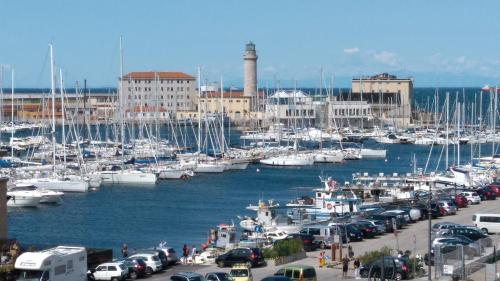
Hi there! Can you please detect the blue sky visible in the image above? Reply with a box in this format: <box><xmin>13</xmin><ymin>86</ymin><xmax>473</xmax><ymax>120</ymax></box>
<box><xmin>1</xmin><ymin>0</ymin><xmax>499</xmax><ymax>88</ymax></box>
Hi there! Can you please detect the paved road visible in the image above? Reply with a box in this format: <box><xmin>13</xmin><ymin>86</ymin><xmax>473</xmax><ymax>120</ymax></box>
<box><xmin>147</xmin><ymin>199</ymin><xmax>500</xmax><ymax>281</ymax></box>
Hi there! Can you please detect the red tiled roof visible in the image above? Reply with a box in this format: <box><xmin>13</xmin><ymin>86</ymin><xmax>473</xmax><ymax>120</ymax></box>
<box><xmin>122</xmin><ymin>71</ymin><xmax>195</xmax><ymax>80</ymax></box>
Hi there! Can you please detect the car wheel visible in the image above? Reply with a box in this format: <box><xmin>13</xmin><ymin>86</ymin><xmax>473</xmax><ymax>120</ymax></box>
<box><xmin>395</xmin><ymin>272</ymin><xmax>402</xmax><ymax>281</ymax></box>
<box><xmin>245</xmin><ymin>261</ymin><xmax>252</xmax><ymax>268</ymax></box>
<box><xmin>111</xmin><ymin>278</ymin><xmax>119</xmax><ymax>281</ymax></box>
<box><xmin>217</xmin><ymin>261</ymin><xmax>225</xmax><ymax>267</ymax></box>
<box><xmin>146</xmin><ymin>267</ymin><xmax>153</xmax><ymax>275</ymax></box>
<box><xmin>468</xmin><ymin>200</ymin><xmax>472</xmax><ymax>205</ymax></box>
<box><xmin>482</xmin><ymin>228</ymin><xmax>489</xmax><ymax>234</ymax></box>
<box><xmin>129</xmin><ymin>271</ymin><xmax>137</xmax><ymax>280</ymax></box>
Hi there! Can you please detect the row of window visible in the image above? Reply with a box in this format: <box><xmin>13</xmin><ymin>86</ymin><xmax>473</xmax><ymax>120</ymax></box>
<box><xmin>128</xmin><ymin>79</ymin><xmax>190</xmax><ymax>84</ymax></box>
<box><xmin>285</xmin><ymin>109</ymin><xmax>314</xmax><ymax>117</ymax></box>
<box><xmin>128</xmin><ymin>87</ymin><xmax>190</xmax><ymax>92</ymax></box>
<box><xmin>128</xmin><ymin>94</ymin><xmax>190</xmax><ymax>100</ymax></box>
<box><xmin>333</xmin><ymin>108</ymin><xmax>371</xmax><ymax>116</ymax></box>
<box><xmin>204</xmin><ymin>99</ymin><xmax>246</xmax><ymax>103</ymax></box>
<box><xmin>127</xmin><ymin>102</ymin><xmax>189</xmax><ymax>107</ymax></box>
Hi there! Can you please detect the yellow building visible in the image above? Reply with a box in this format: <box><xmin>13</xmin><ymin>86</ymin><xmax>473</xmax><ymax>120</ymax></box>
<box><xmin>346</xmin><ymin>73</ymin><xmax>413</xmax><ymax>127</ymax></box>
<box><xmin>176</xmin><ymin>91</ymin><xmax>262</xmax><ymax>123</ymax></box>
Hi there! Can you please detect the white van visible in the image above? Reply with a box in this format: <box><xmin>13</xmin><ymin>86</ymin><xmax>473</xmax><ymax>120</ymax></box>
<box><xmin>15</xmin><ymin>246</ymin><xmax>87</xmax><ymax>281</ymax></box>
<box><xmin>472</xmin><ymin>213</ymin><xmax>500</xmax><ymax>234</ymax></box>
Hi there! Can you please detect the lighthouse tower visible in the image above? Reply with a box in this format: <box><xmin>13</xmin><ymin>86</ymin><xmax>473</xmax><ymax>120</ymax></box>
<box><xmin>243</xmin><ymin>41</ymin><xmax>258</xmax><ymax>97</ymax></box>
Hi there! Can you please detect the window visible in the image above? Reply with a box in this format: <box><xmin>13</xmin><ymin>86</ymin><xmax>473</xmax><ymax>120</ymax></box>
<box><xmin>67</xmin><ymin>260</ymin><xmax>73</xmax><ymax>270</ymax></box>
<box><xmin>54</xmin><ymin>265</ymin><xmax>66</xmax><ymax>275</ymax></box>
<box><xmin>480</xmin><ymin>216</ymin><xmax>500</xmax><ymax>223</ymax></box>
<box><xmin>108</xmin><ymin>266</ymin><xmax>117</xmax><ymax>271</ymax></box>
<box><xmin>293</xmin><ymin>270</ymin><xmax>300</xmax><ymax>279</ymax></box>
<box><xmin>171</xmin><ymin>276</ymin><xmax>188</xmax><ymax>281</ymax></box>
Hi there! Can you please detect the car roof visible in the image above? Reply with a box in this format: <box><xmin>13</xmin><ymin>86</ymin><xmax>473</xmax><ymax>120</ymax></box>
<box><xmin>99</xmin><ymin>262</ymin><xmax>123</xmax><ymax>266</ymax></box>
<box><xmin>174</xmin><ymin>272</ymin><xmax>204</xmax><ymax>278</ymax></box>
<box><xmin>279</xmin><ymin>264</ymin><xmax>315</xmax><ymax>270</ymax></box>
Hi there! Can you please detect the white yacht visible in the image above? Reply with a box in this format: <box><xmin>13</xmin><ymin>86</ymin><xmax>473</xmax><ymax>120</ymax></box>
<box><xmin>7</xmin><ymin>189</ymin><xmax>42</xmax><ymax>207</ymax></box>
<box><xmin>97</xmin><ymin>169</ymin><xmax>157</xmax><ymax>184</ymax></box>
<box><xmin>11</xmin><ymin>184</ymin><xmax>64</xmax><ymax>204</ymax></box>
<box><xmin>260</xmin><ymin>154</ymin><xmax>314</xmax><ymax>166</ymax></box>
<box><xmin>313</xmin><ymin>149</ymin><xmax>344</xmax><ymax>163</ymax></box>
<box><xmin>15</xmin><ymin>175</ymin><xmax>89</xmax><ymax>193</ymax></box>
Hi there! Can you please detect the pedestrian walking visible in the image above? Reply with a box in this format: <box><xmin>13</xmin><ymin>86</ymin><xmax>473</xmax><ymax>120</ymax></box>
<box><xmin>353</xmin><ymin>258</ymin><xmax>361</xmax><ymax>279</ymax></box>
<box><xmin>121</xmin><ymin>244</ymin><xmax>128</xmax><ymax>258</ymax></box>
<box><xmin>182</xmin><ymin>244</ymin><xmax>189</xmax><ymax>264</ymax></box>
<box><xmin>318</xmin><ymin>251</ymin><xmax>324</xmax><ymax>268</ymax></box>
<box><xmin>342</xmin><ymin>255</ymin><xmax>349</xmax><ymax>278</ymax></box>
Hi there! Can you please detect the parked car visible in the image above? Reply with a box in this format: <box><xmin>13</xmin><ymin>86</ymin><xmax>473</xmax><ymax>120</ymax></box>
<box><xmin>460</xmin><ymin>191</ymin><xmax>481</xmax><ymax>205</ymax></box>
<box><xmin>345</xmin><ymin>224</ymin><xmax>364</xmax><ymax>242</ymax></box>
<box><xmin>358</xmin><ymin>219</ymin><xmax>387</xmax><ymax>234</ymax></box>
<box><xmin>261</xmin><ymin>277</ymin><xmax>292</xmax><ymax>281</ymax></box>
<box><xmin>438</xmin><ymin>201</ymin><xmax>457</xmax><ymax>215</ymax></box>
<box><xmin>359</xmin><ymin>256</ymin><xmax>410</xmax><ymax>280</ymax></box>
<box><xmin>441</xmin><ymin>227</ymin><xmax>492</xmax><ymax>247</ymax></box>
<box><xmin>230</xmin><ymin>264</ymin><xmax>253</xmax><ymax>281</ymax></box>
<box><xmin>368</xmin><ymin>214</ymin><xmax>399</xmax><ymax>231</ymax></box>
<box><xmin>91</xmin><ymin>262</ymin><xmax>129</xmax><ymax>281</ymax></box>
<box><xmin>473</xmin><ymin>213</ymin><xmax>500</xmax><ymax>234</ymax></box>
<box><xmin>476</xmin><ymin>187</ymin><xmax>497</xmax><ymax>200</ymax></box>
<box><xmin>123</xmin><ymin>258</ymin><xmax>148</xmax><ymax>279</ymax></box>
<box><xmin>215</xmin><ymin>248</ymin><xmax>266</xmax><ymax>268</ymax></box>
<box><xmin>206</xmin><ymin>272</ymin><xmax>234</xmax><ymax>281</ymax></box>
<box><xmin>128</xmin><ymin>253</ymin><xmax>163</xmax><ymax>274</ymax></box>
<box><xmin>157</xmin><ymin>247</ymin><xmax>179</xmax><ymax>265</ymax></box>
<box><xmin>487</xmin><ymin>182</ymin><xmax>500</xmax><ymax>195</ymax></box>
<box><xmin>140</xmin><ymin>249</ymin><xmax>168</xmax><ymax>269</ymax></box>
<box><xmin>454</xmin><ymin>194</ymin><xmax>468</xmax><ymax>208</ymax></box>
<box><xmin>171</xmin><ymin>272</ymin><xmax>205</xmax><ymax>281</ymax></box>
<box><xmin>274</xmin><ymin>265</ymin><xmax>317</xmax><ymax>281</ymax></box>
<box><xmin>285</xmin><ymin>233</ymin><xmax>319</xmax><ymax>251</ymax></box>
<box><xmin>382</xmin><ymin>210</ymin><xmax>409</xmax><ymax>226</ymax></box>
<box><xmin>352</xmin><ymin>221</ymin><xmax>378</xmax><ymax>238</ymax></box>
<box><xmin>432</xmin><ymin>222</ymin><xmax>459</xmax><ymax>233</ymax></box>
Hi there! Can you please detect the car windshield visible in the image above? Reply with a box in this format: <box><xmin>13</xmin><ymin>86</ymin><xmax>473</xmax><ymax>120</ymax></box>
<box><xmin>216</xmin><ymin>273</ymin><xmax>233</xmax><ymax>281</ymax></box>
<box><xmin>152</xmin><ymin>256</ymin><xmax>160</xmax><ymax>261</ymax></box>
<box><xmin>17</xmin><ymin>270</ymin><xmax>45</xmax><ymax>281</ymax></box>
<box><xmin>230</xmin><ymin>269</ymin><xmax>249</xmax><ymax>277</ymax></box>
<box><xmin>472</xmin><ymin>192</ymin><xmax>479</xmax><ymax>196</ymax></box>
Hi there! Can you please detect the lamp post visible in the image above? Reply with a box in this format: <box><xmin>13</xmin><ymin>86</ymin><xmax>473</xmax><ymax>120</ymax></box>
<box><xmin>427</xmin><ymin>181</ymin><xmax>432</xmax><ymax>281</ymax></box>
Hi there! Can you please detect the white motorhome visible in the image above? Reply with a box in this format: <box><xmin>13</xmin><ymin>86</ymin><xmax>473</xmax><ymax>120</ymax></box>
<box><xmin>15</xmin><ymin>246</ymin><xmax>87</xmax><ymax>281</ymax></box>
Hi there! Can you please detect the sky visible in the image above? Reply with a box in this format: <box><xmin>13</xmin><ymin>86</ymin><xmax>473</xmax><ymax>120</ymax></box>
<box><xmin>1</xmin><ymin>0</ymin><xmax>500</xmax><ymax>88</ymax></box>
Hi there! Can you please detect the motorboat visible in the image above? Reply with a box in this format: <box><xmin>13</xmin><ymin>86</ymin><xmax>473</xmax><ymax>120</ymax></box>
<box><xmin>360</xmin><ymin>148</ymin><xmax>387</xmax><ymax>158</ymax></box>
<box><xmin>15</xmin><ymin>175</ymin><xmax>89</xmax><ymax>193</ymax></box>
<box><xmin>7</xmin><ymin>189</ymin><xmax>41</xmax><ymax>207</ymax></box>
<box><xmin>193</xmin><ymin>161</ymin><xmax>225</xmax><ymax>173</ymax></box>
<box><xmin>313</xmin><ymin>149</ymin><xmax>344</xmax><ymax>163</ymax></box>
<box><xmin>11</xmin><ymin>184</ymin><xmax>64</xmax><ymax>204</ymax></box>
<box><xmin>156</xmin><ymin>166</ymin><xmax>195</xmax><ymax>179</ymax></box>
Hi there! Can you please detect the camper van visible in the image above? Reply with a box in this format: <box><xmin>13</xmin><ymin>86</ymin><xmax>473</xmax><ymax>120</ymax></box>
<box><xmin>15</xmin><ymin>246</ymin><xmax>87</xmax><ymax>281</ymax></box>
<box><xmin>473</xmin><ymin>213</ymin><xmax>500</xmax><ymax>234</ymax></box>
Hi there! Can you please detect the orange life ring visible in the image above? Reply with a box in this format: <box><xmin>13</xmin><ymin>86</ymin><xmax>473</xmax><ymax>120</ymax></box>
<box><xmin>326</xmin><ymin>203</ymin><xmax>333</xmax><ymax>210</ymax></box>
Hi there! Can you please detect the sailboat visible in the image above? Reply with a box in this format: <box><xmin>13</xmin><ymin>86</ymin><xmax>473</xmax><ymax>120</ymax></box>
<box><xmin>13</xmin><ymin>45</ymin><xmax>90</xmax><ymax>192</ymax></box>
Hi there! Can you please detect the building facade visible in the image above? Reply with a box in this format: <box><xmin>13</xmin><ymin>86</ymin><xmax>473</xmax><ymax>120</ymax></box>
<box><xmin>345</xmin><ymin>73</ymin><xmax>413</xmax><ymax>127</ymax></box>
<box><xmin>121</xmin><ymin>71</ymin><xmax>196</xmax><ymax>120</ymax></box>
<box><xmin>265</xmin><ymin>90</ymin><xmax>316</xmax><ymax>127</ymax></box>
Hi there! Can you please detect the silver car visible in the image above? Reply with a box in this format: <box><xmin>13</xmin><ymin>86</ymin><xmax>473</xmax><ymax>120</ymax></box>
<box><xmin>438</xmin><ymin>201</ymin><xmax>457</xmax><ymax>215</ymax></box>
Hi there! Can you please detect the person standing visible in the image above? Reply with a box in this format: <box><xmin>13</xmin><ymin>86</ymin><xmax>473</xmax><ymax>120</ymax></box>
<box><xmin>191</xmin><ymin>245</ymin><xmax>197</xmax><ymax>265</ymax></box>
<box><xmin>121</xmin><ymin>244</ymin><xmax>128</xmax><ymax>258</ymax></box>
<box><xmin>182</xmin><ymin>244</ymin><xmax>189</xmax><ymax>264</ymax></box>
<box><xmin>318</xmin><ymin>251</ymin><xmax>324</xmax><ymax>268</ymax></box>
<box><xmin>353</xmin><ymin>258</ymin><xmax>361</xmax><ymax>279</ymax></box>
<box><xmin>342</xmin><ymin>255</ymin><xmax>349</xmax><ymax>278</ymax></box>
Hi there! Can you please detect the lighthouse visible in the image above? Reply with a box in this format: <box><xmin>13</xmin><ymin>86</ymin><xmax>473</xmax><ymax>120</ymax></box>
<box><xmin>243</xmin><ymin>41</ymin><xmax>258</xmax><ymax>98</ymax></box>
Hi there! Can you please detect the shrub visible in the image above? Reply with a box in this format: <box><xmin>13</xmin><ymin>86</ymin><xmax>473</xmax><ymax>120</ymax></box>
<box><xmin>263</xmin><ymin>239</ymin><xmax>304</xmax><ymax>259</ymax></box>
<box><xmin>359</xmin><ymin>246</ymin><xmax>392</xmax><ymax>265</ymax></box>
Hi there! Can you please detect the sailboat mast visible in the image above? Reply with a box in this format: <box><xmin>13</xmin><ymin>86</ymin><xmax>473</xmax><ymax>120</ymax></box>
<box><xmin>49</xmin><ymin>44</ymin><xmax>57</xmax><ymax>173</ymax></box>
<box><xmin>197</xmin><ymin>66</ymin><xmax>201</xmax><ymax>153</ymax></box>
<box><xmin>445</xmin><ymin>92</ymin><xmax>449</xmax><ymax>170</ymax></box>
<box><xmin>10</xmin><ymin>69</ymin><xmax>14</xmax><ymax>159</ymax></box>
<box><xmin>119</xmin><ymin>36</ymin><xmax>125</xmax><ymax>168</ymax></box>
<box><xmin>220</xmin><ymin>76</ymin><xmax>225</xmax><ymax>156</ymax></box>
<box><xmin>59</xmin><ymin>69</ymin><xmax>67</xmax><ymax>165</ymax></box>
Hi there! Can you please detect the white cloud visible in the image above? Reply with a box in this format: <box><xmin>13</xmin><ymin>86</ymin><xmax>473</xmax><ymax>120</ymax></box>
<box><xmin>373</xmin><ymin>51</ymin><xmax>399</xmax><ymax>66</ymax></box>
<box><xmin>263</xmin><ymin>65</ymin><xmax>277</xmax><ymax>72</ymax></box>
<box><xmin>343</xmin><ymin>47</ymin><xmax>359</xmax><ymax>54</ymax></box>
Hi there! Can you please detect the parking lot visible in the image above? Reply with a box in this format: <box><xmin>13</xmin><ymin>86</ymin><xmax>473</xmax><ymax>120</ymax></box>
<box><xmin>141</xmin><ymin>199</ymin><xmax>500</xmax><ymax>281</ymax></box>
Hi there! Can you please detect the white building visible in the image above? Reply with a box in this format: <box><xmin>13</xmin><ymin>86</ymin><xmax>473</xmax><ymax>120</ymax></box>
<box><xmin>327</xmin><ymin>98</ymin><xmax>374</xmax><ymax>128</ymax></box>
<box><xmin>121</xmin><ymin>71</ymin><xmax>196</xmax><ymax>120</ymax></box>
<box><xmin>265</xmin><ymin>90</ymin><xmax>316</xmax><ymax>127</ymax></box>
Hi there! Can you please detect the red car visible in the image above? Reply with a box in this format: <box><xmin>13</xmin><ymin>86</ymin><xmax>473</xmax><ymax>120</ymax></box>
<box><xmin>454</xmin><ymin>194</ymin><xmax>468</xmax><ymax>208</ymax></box>
<box><xmin>487</xmin><ymin>183</ymin><xmax>500</xmax><ymax>196</ymax></box>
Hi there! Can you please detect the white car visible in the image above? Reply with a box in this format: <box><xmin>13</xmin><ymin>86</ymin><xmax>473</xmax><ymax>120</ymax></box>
<box><xmin>92</xmin><ymin>262</ymin><xmax>128</xmax><ymax>281</ymax></box>
<box><xmin>129</xmin><ymin>253</ymin><xmax>162</xmax><ymax>274</ymax></box>
<box><xmin>461</xmin><ymin>191</ymin><xmax>481</xmax><ymax>205</ymax></box>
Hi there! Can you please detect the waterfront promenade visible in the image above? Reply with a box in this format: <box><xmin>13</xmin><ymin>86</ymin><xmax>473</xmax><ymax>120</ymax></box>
<box><xmin>145</xmin><ymin>198</ymin><xmax>500</xmax><ymax>281</ymax></box>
